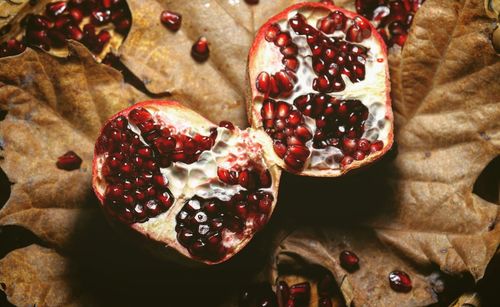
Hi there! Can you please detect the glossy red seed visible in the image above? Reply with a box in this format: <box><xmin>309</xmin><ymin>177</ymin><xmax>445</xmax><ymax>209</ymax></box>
<box><xmin>56</xmin><ymin>151</ymin><xmax>82</xmax><ymax>170</ymax></box>
<box><xmin>191</xmin><ymin>37</ymin><xmax>209</xmax><ymax>62</ymax></box>
<box><xmin>160</xmin><ymin>10</ymin><xmax>182</xmax><ymax>31</ymax></box>
<box><xmin>339</xmin><ymin>250</ymin><xmax>360</xmax><ymax>271</ymax></box>
<box><xmin>91</xmin><ymin>10</ymin><xmax>111</xmax><ymax>25</ymax></box>
<box><xmin>274</xmin><ymin>32</ymin><xmax>291</xmax><ymax>48</ymax></box>
<box><xmin>340</xmin><ymin>156</ymin><xmax>354</xmax><ymax>167</ymax></box>
<box><xmin>46</xmin><ymin>1</ymin><xmax>67</xmax><ymax>17</ymax></box>
<box><xmin>265</xmin><ymin>24</ymin><xmax>280</xmax><ymax>42</ymax></box>
<box><xmin>370</xmin><ymin>140</ymin><xmax>384</xmax><ymax>152</ymax></box>
<box><xmin>389</xmin><ymin>270</ymin><xmax>412</xmax><ymax>292</ymax></box>
<box><xmin>256</xmin><ymin>71</ymin><xmax>270</xmax><ymax>93</ymax></box>
<box><xmin>276</xmin><ymin>281</ymin><xmax>290</xmax><ymax>307</ymax></box>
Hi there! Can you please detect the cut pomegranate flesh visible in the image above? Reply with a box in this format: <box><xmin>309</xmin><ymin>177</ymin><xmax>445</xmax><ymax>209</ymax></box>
<box><xmin>0</xmin><ymin>0</ymin><xmax>132</xmax><ymax>59</ymax></box>
<box><xmin>248</xmin><ymin>2</ymin><xmax>393</xmax><ymax>176</ymax></box>
<box><xmin>93</xmin><ymin>101</ymin><xmax>280</xmax><ymax>264</ymax></box>
<box><xmin>355</xmin><ymin>0</ymin><xmax>426</xmax><ymax>48</ymax></box>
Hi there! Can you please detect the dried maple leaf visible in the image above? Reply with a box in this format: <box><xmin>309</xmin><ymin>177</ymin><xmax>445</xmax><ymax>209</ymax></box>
<box><xmin>272</xmin><ymin>0</ymin><xmax>500</xmax><ymax>305</ymax></box>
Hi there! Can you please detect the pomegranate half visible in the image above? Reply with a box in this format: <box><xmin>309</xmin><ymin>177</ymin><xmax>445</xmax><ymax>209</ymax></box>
<box><xmin>92</xmin><ymin>100</ymin><xmax>281</xmax><ymax>264</ymax></box>
<box><xmin>248</xmin><ymin>2</ymin><xmax>393</xmax><ymax>176</ymax></box>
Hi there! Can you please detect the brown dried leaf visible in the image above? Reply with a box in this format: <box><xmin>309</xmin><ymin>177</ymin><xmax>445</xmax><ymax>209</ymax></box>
<box><xmin>0</xmin><ymin>245</ymin><xmax>94</xmax><ymax>307</ymax></box>
<box><xmin>273</xmin><ymin>0</ymin><xmax>500</xmax><ymax>305</ymax></box>
<box><xmin>0</xmin><ymin>42</ymin><xmax>146</xmax><ymax>249</ymax></box>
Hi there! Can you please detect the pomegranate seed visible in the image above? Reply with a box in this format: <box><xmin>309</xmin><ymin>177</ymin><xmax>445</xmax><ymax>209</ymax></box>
<box><xmin>317</xmin><ymin>16</ymin><xmax>335</xmax><ymax>34</ymax></box>
<box><xmin>289</xmin><ymin>282</ymin><xmax>311</xmax><ymax>305</ymax></box>
<box><xmin>256</xmin><ymin>71</ymin><xmax>270</xmax><ymax>93</ymax></box>
<box><xmin>317</xmin><ymin>273</ymin><xmax>335</xmax><ymax>297</ymax></box>
<box><xmin>280</xmin><ymin>44</ymin><xmax>298</xmax><ymax>57</ymax></box>
<box><xmin>265</xmin><ymin>24</ymin><xmax>280</xmax><ymax>42</ymax></box>
<box><xmin>219</xmin><ymin>120</ymin><xmax>235</xmax><ymax>130</ymax></box>
<box><xmin>56</xmin><ymin>151</ymin><xmax>82</xmax><ymax>170</ymax></box>
<box><xmin>68</xmin><ymin>8</ymin><xmax>83</xmax><ymax>23</ymax></box>
<box><xmin>66</xmin><ymin>25</ymin><xmax>83</xmax><ymax>41</ymax></box>
<box><xmin>129</xmin><ymin>107</ymin><xmax>152</xmax><ymax>124</ymax></box>
<box><xmin>358</xmin><ymin>139</ymin><xmax>371</xmax><ymax>152</ymax></box>
<box><xmin>160</xmin><ymin>10</ymin><xmax>182</xmax><ymax>31</ymax></box>
<box><xmin>274</xmin><ymin>70</ymin><xmax>294</xmax><ymax>93</ymax></box>
<box><xmin>370</xmin><ymin>140</ymin><xmax>384</xmax><ymax>152</ymax></box>
<box><xmin>389</xmin><ymin>270</ymin><xmax>412</xmax><ymax>292</ymax></box>
<box><xmin>97</xmin><ymin>30</ymin><xmax>111</xmax><ymax>45</ymax></box>
<box><xmin>276</xmin><ymin>281</ymin><xmax>290</xmax><ymax>307</ymax></box>
<box><xmin>340</xmin><ymin>156</ymin><xmax>353</xmax><ymax>167</ymax></box>
<box><xmin>191</xmin><ymin>36</ymin><xmax>209</xmax><ymax>62</ymax></box>
<box><xmin>27</xmin><ymin>15</ymin><xmax>54</xmax><ymax>30</ymax></box>
<box><xmin>339</xmin><ymin>250</ymin><xmax>360</xmax><ymax>271</ymax></box>
<box><xmin>283</xmin><ymin>57</ymin><xmax>299</xmax><ymax>72</ymax></box>
<box><xmin>114</xmin><ymin>18</ymin><xmax>131</xmax><ymax>34</ymax></box>
<box><xmin>274</xmin><ymin>32</ymin><xmax>291</xmax><ymax>48</ymax></box>
<box><xmin>91</xmin><ymin>10</ymin><xmax>111</xmax><ymax>25</ymax></box>
<box><xmin>46</xmin><ymin>1</ymin><xmax>67</xmax><ymax>17</ymax></box>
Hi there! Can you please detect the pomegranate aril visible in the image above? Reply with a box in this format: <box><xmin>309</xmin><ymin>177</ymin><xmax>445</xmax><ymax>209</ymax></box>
<box><xmin>389</xmin><ymin>270</ymin><xmax>412</xmax><ymax>292</ymax></box>
<box><xmin>274</xmin><ymin>32</ymin><xmax>291</xmax><ymax>48</ymax></box>
<box><xmin>256</xmin><ymin>72</ymin><xmax>270</xmax><ymax>94</ymax></box>
<box><xmin>339</xmin><ymin>250</ymin><xmax>360</xmax><ymax>271</ymax></box>
<box><xmin>160</xmin><ymin>10</ymin><xmax>182</xmax><ymax>31</ymax></box>
<box><xmin>283</xmin><ymin>57</ymin><xmax>299</xmax><ymax>72</ymax></box>
<box><xmin>330</xmin><ymin>10</ymin><xmax>346</xmax><ymax>30</ymax></box>
<box><xmin>114</xmin><ymin>18</ymin><xmax>131</xmax><ymax>34</ymax></box>
<box><xmin>66</xmin><ymin>25</ymin><xmax>83</xmax><ymax>41</ymax></box>
<box><xmin>158</xmin><ymin>190</ymin><xmax>173</xmax><ymax>209</ymax></box>
<box><xmin>56</xmin><ymin>151</ymin><xmax>82</xmax><ymax>170</ymax></box>
<box><xmin>128</xmin><ymin>107</ymin><xmax>152</xmax><ymax>124</ymax></box>
<box><xmin>276</xmin><ymin>281</ymin><xmax>290</xmax><ymax>307</ymax></box>
<box><xmin>265</xmin><ymin>23</ymin><xmax>281</xmax><ymax>42</ymax></box>
<box><xmin>370</xmin><ymin>140</ymin><xmax>384</xmax><ymax>152</ymax></box>
<box><xmin>46</xmin><ymin>1</ymin><xmax>68</xmax><ymax>17</ymax></box>
<box><xmin>280</xmin><ymin>44</ymin><xmax>298</xmax><ymax>57</ymax></box>
<box><xmin>27</xmin><ymin>15</ymin><xmax>54</xmax><ymax>30</ymax></box>
<box><xmin>274</xmin><ymin>70</ymin><xmax>294</xmax><ymax>93</ymax></box>
<box><xmin>91</xmin><ymin>9</ymin><xmax>111</xmax><ymax>25</ymax></box>
<box><xmin>191</xmin><ymin>37</ymin><xmax>209</xmax><ymax>62</ymax></box>
<box><xmin>219</xmin><ymin>120</ymin><xmax>235</xmax><ymax>130</ymax></box>
<box><xmin>289</xmin><ymin>282</ymin><xmax>311</xmax><ymax>306</ymax></box>
<box><xmin>340</xmin><ymin>156</ymin><xmax>353</xmax><ymax>167</ymax></box>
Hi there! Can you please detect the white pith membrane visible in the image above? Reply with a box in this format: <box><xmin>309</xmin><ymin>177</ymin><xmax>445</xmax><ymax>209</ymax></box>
<box><xmin>93</xmin><ymin>102</ymin><xmax>280</xmax><ymax>264</ymax></box>
<box><xmin>248</xmin><ymin>5</ymin><xmax>392</xmax><ymax>176</ymax></box>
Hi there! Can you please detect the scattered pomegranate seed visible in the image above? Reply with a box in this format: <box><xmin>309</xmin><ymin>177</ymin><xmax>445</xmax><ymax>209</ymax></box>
<box><xmin>339</xmin><ymin>250</ymin><xmax>359</xmax><ymax>271</ymax></box>
<box><xmin>388</xmin><ymin>270</ymin><xmax>412</xmax><ymax>292</ymax></box>
<box><xmin>56</xmin><ymin>151</ymin><xmax>82</xmax><ymax>170</ymax></box>
<box><xmin>160</xmin><ymin>10</ymin><xmax>182</xmax><ymax>31</ymax></box>
<box><xmin>191</xmin><ymin>36</ymin><xmax>209</xmax><ymax>62</ymax></box>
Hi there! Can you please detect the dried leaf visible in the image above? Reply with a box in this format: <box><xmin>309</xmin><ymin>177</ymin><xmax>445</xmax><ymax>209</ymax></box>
<box><xmin>273</xmin><ymin>0</ymin><xmax>500</xmax><ymax>305</ymax></box>
<box><xmin>0</xmin><ymin>42</ymin><xmax>146</xmax><ymax>249</ymax></box>
<box><xmin>0</xmin><ymin>245</ymin><xmax>94</xmax><ymax>307</ymax></box>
